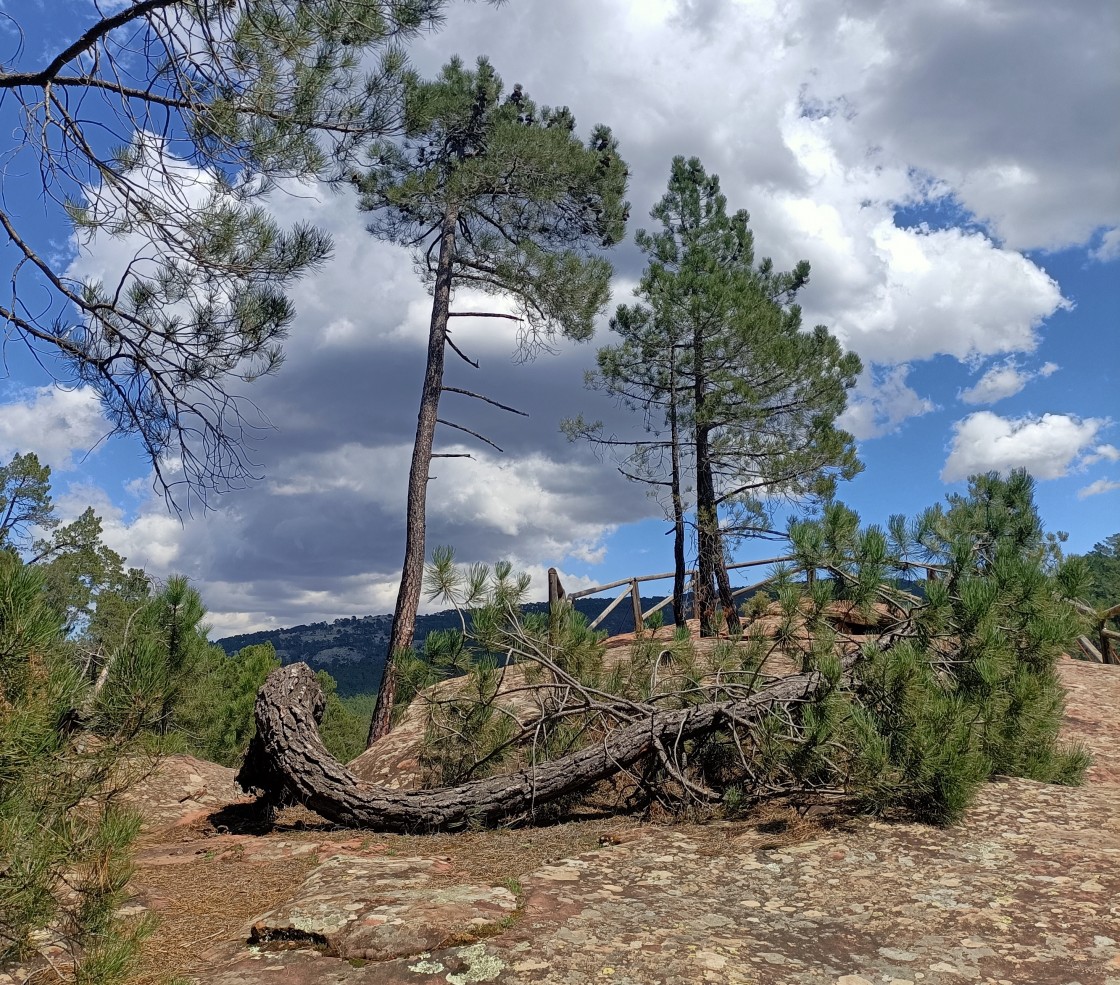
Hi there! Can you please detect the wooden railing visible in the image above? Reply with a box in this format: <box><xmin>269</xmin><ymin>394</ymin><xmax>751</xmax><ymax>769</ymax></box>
<box><xmin>547</xmin><ymin>555</ymin><xmax>948</xmax><ymax>637</ymax></box>
<box><xmin>549</xmin><ymin>560</ymin><xmax>1120</xmax><ymax>664</ymax></box>
<box><xmin>1073</xmin><ymin>600</ymin><xmax>1120</xmax><ymax>665</ymax></box>
<box><xmin>548</xmin><ymin>555</ymin><xmax>796</xmax><ymax>635</ymax></box>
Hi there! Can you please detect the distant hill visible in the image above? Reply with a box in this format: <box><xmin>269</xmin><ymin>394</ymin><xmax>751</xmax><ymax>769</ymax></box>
<box><xmin>215</xmin><ymin>596</ymin><xmax>681</xmax><ymax>697</ymax></box>
<box><xmin>216</xmin><ymin>578</ymin><xmax>933</xmax><ymax>697</ymax></box>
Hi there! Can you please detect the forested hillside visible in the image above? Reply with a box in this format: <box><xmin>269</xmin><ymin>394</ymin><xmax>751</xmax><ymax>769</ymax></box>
<box><xmin>216</xmin><ymin>597</ymin><xmax>677</xmax><ymax>696</ymax></box>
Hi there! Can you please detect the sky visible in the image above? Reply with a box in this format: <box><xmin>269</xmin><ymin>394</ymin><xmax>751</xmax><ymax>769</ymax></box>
<box><xmin>0</xmin><ymin>0</ymin><xmax>1117</xmax><ymax>637</ymax></box>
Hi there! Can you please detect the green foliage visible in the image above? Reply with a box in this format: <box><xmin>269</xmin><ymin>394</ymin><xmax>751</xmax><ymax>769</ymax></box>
<box><xmin>1079</xmin><ymin>532</ymin><xmax>1120</xmax><ymax>607</ymax></box>
<box><xmin>0</xmin><ymin>452</ymin><xmax>132</xmax><ymax>636</ymax></box>
<box><xmin>316</xmin><ymin>671</ymin><xmax>374</xmax><ymax>764</ymax></box>
<box><xmin>0</xmin><ymin>0</ymin><xmax>482</xmax><ymax>503</ymax></box>
<box><xmin>0</xmin><ymin>453</ymin><xmax>55</xmax><ymax>552</ymax></box>
<box><xmin>0</xmin><ymin>555</ymin><xmax>151</xmax><ymax>978</ymax></box>
<box><xmin>355</xmin><ymin>55</ymin><xmax>629</xmax><ymax>350</ymax></box>
<box><xmin>172</xmin><ymin>644</ymin><xmax>282</xmax><ymax>767</ymax></box>
<box><xmin>835</xmin><ymin>471</ymin><xmax>1088</xmax><ymax>821</ymax></box>
<box><xmin>0</xmin><ymin>457</ymin><xmax>269</xmax><ymax>766</ymax></box>
<box><xmin>411</xmin><ymin>471</ymin><xmax>1085</xmax><ymax>826</ymax></box>
<box><xmin>92</xmin><ymin>576</ymin><xmax>212</xmax><ymax>740</ymax></box>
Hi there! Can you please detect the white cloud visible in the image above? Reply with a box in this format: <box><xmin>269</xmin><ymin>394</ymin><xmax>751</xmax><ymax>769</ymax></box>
<box><xmin>1091</xmin><ymin>227</ymin><xmax>1120</xmax><ymax>263</ymax></box>
<box><xmin>959</xmin><ymin>359</ymin><xmax>1061</xmax><ymax>406</ymax></box>
<box><xmin>839</xmin><ymin>366</ymin><xmax>937</xmax><ymax>439</ymax></box>
<box><xmin>1078</xmin><ymin>479</ymin><xmax>1120</xmax><ymax>499</ymax></box>
<box><xmin>0</xmin><ymin>387</ymin><xmax>107</xmax><ymax>470</ymax></box>
<box><xmin>792</xmin><ymin>1</ymin><xmax>1120</xmax><ymax>252</ymax></box>
<box><xmin>959</xmin><ymin>363</ymin><xmax>1030</xmax><ymax>405</ymax></box>
<box><xmin>942</xmin><ymin>412</ymin><xmax>1107</xmax><ymax>482</ymax></box>
<box><xmin>1083</xmin><ymin>444</ymin><xmax>1120</xmax><ymax>465</ymax></box>
<box><xmin>813</xmin><ymin>220</ymin><xmax>1068</xmax><ymax>365</ymax></box>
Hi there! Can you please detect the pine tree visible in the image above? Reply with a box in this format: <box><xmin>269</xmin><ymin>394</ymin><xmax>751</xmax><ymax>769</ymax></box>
<box><xmin>1082</xmin><ymin>533</ymin><xmax>1120</xmax><ymax>607</ymax></box>
<box><xmin>354</xmin><ymin>56</ymin><xmax>629</xmax><ymax>744</ymax></box>
<box><xmin>573</xmin><ymin>157</ymin><xmax>861</xmax><ymax>635</ymax></box>
<box><xmin>0</xmin><ymin>452</ymin><xmax>132</xmax><ymax>637</ymax></box>
<box><xmin>1075</xmin><ymin>533</ymin><xmax>1120</xmax><ymax>663</ymax></box>
<box><xmin>0</xmin><ymin>555</ymin><xmax>152</xmax><ymax>981</ymax></box>
<box><xmin>172</xmin><ymin>643</ymin><xmax>282</xmax><ymax>766</ymax></box>
<box><xmin>0</xmin><ymin>1</ymin><xmax>488</xmax><ymax>505</ymax></box>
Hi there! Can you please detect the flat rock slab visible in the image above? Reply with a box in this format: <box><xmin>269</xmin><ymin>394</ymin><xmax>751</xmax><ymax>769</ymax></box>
<box><xmin>179</xmin><ymin>661</ymin><xmax>1120</xmax><ymax>984</ymax></box>
<box><xmin>124</xmin><ymin>754</ymin><xmax>247</xmax><ymax>831</ymax></box>
<box><xmin>247</xmin><ymin>855</ymin><xmax>517</xmax><ymax>962</ymax></box>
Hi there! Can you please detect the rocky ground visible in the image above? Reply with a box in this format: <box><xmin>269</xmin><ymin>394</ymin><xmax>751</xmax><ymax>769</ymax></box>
<box><xmin>8</xmin><ymin>658</ymin><xmax>1118</xmax><ymax>985</ymax></box>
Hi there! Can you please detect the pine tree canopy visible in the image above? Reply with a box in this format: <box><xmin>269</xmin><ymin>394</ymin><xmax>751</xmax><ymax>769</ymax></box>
<box><xmin>585</xmin><ymin>156</ymin><xmax>862</xmax><ymax>534</ymax></box>
<box><xmin>0</xmin><ymin>1</ymin><xmax>481</xmax><ymax>506</ymax></box>
<box><xmin>353</xmin><ymin>55</ymin><xmax>630</xmax><ymax>352</ymax></box>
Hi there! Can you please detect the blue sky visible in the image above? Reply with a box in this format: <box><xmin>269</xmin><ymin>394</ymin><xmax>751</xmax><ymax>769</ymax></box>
<box><xmin>0</xmin><ymin>0</ymin><xmax>1117</xmax><ymax>635</ymax></box>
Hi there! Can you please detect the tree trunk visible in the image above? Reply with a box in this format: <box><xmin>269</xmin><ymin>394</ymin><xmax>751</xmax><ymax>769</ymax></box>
<box><xmin>693</xmin><ymin>317</ymin><xmax>719</xmax><ymax>637</ymax></box>
<box><xmin>239</xmin><ymin>660</ymin><xmax>848</xmax><ymax>833</ymax></box>
<box><xmin>713</xmin><ymin>525</ymin><xmax>739</xmax><ymax>634</ymax></box>
<box><xmin>367</xmin><ymin>210</ymin><xmax>458</xmax><ymax>747</ymax></box>
<box><xmin>695</xmin><ymin>420</ymin><xmax>721</xmax><ymax>637</ymax></box>
<box><xmin>668</xmin><ymin>361</ymin><xmax>687</xmax><ymax>628</ymax></box>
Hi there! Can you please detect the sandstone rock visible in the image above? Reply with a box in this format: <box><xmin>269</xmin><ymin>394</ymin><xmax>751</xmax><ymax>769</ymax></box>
<box><xmin>247</xmin><ymin>855</ymin><xmax>517</xmax><ymax>962</ymax></box>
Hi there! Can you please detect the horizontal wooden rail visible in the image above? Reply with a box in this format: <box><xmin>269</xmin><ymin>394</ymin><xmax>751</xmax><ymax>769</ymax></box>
<box><xmin>565</xmin><ymin>555</ymin><xmax>796</xmax><ymax>602</ymax></box>
<box><xmin>549</xmin><ymin>558</ymin><xmax>1117</xmax><ymax>664</ymax></box>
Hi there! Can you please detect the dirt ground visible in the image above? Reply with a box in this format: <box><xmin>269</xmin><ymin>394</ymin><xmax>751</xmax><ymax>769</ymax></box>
<box><xmin>19</xmin><ymin>656</ymin><xmax>1115</xmax><ymax>985</ymax></box>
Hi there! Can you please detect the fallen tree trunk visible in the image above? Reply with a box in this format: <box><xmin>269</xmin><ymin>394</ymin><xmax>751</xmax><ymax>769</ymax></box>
<box><xmin>236</xmin><ymin>659</ymin><xmax>853</xmax><ymax>833</ymax></box>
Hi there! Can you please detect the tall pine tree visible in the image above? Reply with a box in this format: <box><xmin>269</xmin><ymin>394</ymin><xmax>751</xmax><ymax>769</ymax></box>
<box><xmin>353</xmin><ymin>56</ymin><xmax>628</xmax><ymax>743</ymax></box>
<box><xmin>573</xmin><ymin>157</ymin><xmax>861</xmax><ymax>634</ymax></box>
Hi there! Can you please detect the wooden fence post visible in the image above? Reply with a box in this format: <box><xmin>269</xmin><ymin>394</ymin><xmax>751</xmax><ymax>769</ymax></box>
<box><xmin>548</xmin><ymin>567</ymin><xmax>565</xmax><ymax>645</ymax></box>
<box><xmin>631</xmin><ymin>579</ymin><xmax>643</xmax><ymax>637</ymax></box>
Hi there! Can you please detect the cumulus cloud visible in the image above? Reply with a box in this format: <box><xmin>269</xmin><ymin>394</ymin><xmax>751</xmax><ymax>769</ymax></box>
<box><xmin>764</xmin><ymin>116</ymin><xmax>1070</xmax><ymax>367</ymax></box>
<box><xmin>24</xmin><ymin>0</ymin><xmax>1111</xmax><ymax>633</ymax></box>
<box><xmin>1091</xmin><ymin>228</ymin><xmax>1120</xmax><ymax>263</ymax></box>
<box><xmin>959</xmin><ymin>359</ymin><xmax>1060</xmax><ymax>405</ymax></box>
<box><xmin>1084</xmin><ymin>445</ymin><xmax>1120</xmax><ymax>465</ymax></box>
<box><xmin>0</xmin><ymin>387</ymin><xmax>108</xmax><ymax>470</ymax></box>
<box><xmin>839</xmin><ymin>366</ymin><xmax>937</xmax><ymax>440</ymax></box>
<box><xmin>790</xmin><ymin>0</ymin><xmax>1120</xmax><ymax>252</ymax></box>
<box><xmin>942</xmin><ymin>412</ymin><xmax>1107</xmax><ymax>482</ymax></box>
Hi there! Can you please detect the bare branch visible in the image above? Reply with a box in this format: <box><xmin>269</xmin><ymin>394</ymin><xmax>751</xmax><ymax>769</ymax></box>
<box><xmin>442</xmin><ymin>385</ymin><xmax>528</xmax><ymax>417</ymax></box>
<box><xmin>436</xmin><ymin>418</ymin><xmax>504</xmax><ymax>453</ymax></box>
<box><xmin>445</xmin><ymin>332</ymin><xmax>480</xmax><ymax>369</ymax></box>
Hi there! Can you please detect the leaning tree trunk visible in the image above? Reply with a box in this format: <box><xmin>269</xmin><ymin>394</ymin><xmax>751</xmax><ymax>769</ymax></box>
<box><xmin>367</xmin><ymin>210</ymin><xmax>459</xmax><ymax>747</ymax></box>
<box><xmin>239</xmin><ymin>660</ymin><xmax>851</xmax><ymax>833</ymax></box>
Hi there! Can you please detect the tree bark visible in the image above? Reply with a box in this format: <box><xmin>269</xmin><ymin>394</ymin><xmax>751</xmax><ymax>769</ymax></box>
<box><xmin>713</xmin><ymin>525</ymin><xmax>740</xmax><ymax>633</ymax></box>
<box><xmin>693</xmin><ymin>313</ymin><xmax>719</xmax><ymax>637</ymax></box>
<box><xmin>668</xmin><ymin>354</ymin><xmax>687</xmax><ymax>628</ymax></box>
<box><xmin>368</xmin><ymin>209</ymin><xmax>459</xmax><ymax>747</ymax></box>
<box><xmin>240</xmin><ymin>659</ymin><xmax>849</xmax><ymax>833</ymax></box>
<box><xmin>695</xmin><ymin>418</ymin><xmax>721</xmax><ymax>637</ymax></box>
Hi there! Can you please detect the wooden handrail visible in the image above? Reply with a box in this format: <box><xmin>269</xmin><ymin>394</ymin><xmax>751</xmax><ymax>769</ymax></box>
<box><xmin>549</xmin><ymin>559</ymin><xmax>1120</xmax><ymax>663</ymax></box>
<box><xmin>564</xmin><ymin>555</ymin><xmax>797</xmax><ymax>601</ymax></box>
